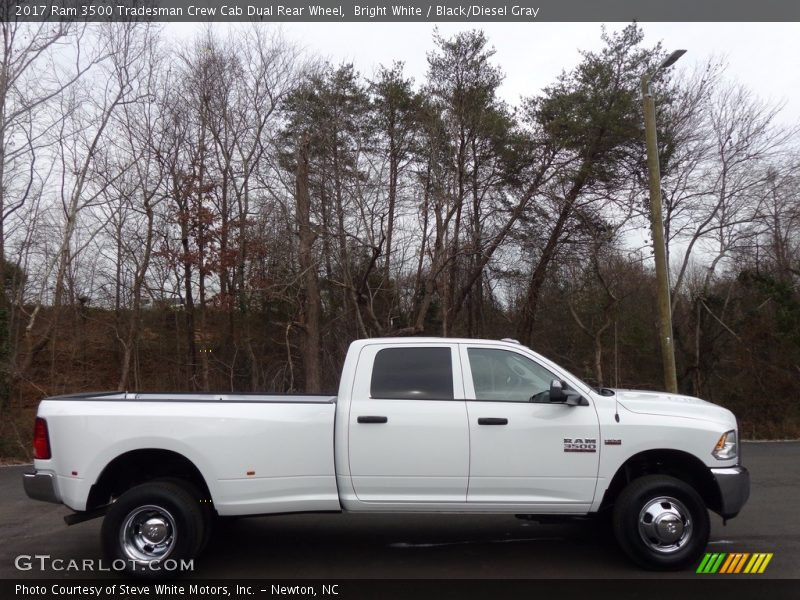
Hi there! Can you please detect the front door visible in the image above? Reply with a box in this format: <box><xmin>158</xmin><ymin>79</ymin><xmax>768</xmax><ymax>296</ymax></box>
<box><xmin>460</xmin><ymin>345</ymin><xmax>600</xmax><ymax>511</ymax></box>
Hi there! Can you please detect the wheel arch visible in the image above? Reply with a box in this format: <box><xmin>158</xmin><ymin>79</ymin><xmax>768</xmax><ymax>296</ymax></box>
<box><xmin>599</xmin><ymin>449</ymin><xmax>722</xmax><ymax>514</ymax></box>
<box><xmin>87</xmin><ymin>448</ymin><xmax>212</xmax><ymax>511</ymax></box>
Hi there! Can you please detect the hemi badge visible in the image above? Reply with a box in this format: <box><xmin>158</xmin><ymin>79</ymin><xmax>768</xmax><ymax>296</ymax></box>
<box><xmin>604</xmin><ymin>439</ymin><xmax>622</xmax><ymax>445</ymax></box>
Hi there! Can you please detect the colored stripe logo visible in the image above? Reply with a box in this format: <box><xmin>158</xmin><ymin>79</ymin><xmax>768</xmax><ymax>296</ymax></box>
<box><xmin>696</xmin><ymin>553</ymin><xmax>773</xmax><ymax>574</ymax></box>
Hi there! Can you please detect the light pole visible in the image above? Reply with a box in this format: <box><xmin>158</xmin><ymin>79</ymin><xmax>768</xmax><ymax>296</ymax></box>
<box><xmin>642</xmin><ymin>49</ymin><xmax>685</xmax><ymax>394</ymax></box>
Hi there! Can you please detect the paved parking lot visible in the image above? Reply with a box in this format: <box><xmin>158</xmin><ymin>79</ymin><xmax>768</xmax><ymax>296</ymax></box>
<box><xmin>2</xmin><ymin>442</ymin><xmax>798</xmax><ymax>579</ymax></box>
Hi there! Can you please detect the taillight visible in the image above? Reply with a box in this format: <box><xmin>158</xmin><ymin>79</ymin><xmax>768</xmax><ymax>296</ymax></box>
<box><xmin>33</xmin><ymin>417</ymin><xmax>51</xmax><ymax>460</ymax></box>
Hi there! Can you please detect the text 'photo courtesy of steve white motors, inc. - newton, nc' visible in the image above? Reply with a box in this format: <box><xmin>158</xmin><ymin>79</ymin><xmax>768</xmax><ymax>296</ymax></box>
<box><xmin>23</xmin><ymin>3</ymin><xmax>541</xmax><ymax>19</ymax></box>
<box><xmin>15</xmin><ymin>583</ymin><xmax>335</xmax><ymax>597</ymax></box>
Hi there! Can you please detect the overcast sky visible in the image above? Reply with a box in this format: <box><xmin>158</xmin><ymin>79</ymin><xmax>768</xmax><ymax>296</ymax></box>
<box><xmin>167</xmin><ymin>22</ymin><xmax>800</xmax><ymax>123</ymax></box>
<box><xmin>195</xmin><ymin>22</ymin><xmax>800</xmax><ymax>125</ymax></box>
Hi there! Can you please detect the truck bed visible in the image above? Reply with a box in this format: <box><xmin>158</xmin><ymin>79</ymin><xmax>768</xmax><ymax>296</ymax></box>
<box><xmin>37</xmin><ymin>393</ymin><xmax>340</xmax><ymax>516</ymax></box>
<box><xmin>46</xmin><ymin>391</ymin><xmax>336</xmax><ymax>403</ymax></box>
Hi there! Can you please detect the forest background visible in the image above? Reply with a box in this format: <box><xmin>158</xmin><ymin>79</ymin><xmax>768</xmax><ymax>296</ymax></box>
<box><xmin>1</xmin><ymin>21</ymin><xmax>799</xmax><ymax>459</ymax></box>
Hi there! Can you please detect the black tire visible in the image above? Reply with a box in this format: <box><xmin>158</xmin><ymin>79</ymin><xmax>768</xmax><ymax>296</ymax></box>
<box><xmin>612</xmin><ymin>475</ymin><xmax>709</xmax><ymax>570</ymax></box>
<box><xmin>101</xmin><ymin>481</ymin><xmax>204</xmax><ymax>578</ymax></box>
<box><xmin>153</xmin><ymin>477</ymin><xmax>215</xmax><ymax>555</ymax></box>
<box><xmin>587</xmin><ymin>507</ymin><xmax>614</xmax><ymax>541</ymax></box>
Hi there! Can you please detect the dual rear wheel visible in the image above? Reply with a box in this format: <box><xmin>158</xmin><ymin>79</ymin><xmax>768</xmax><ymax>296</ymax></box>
<box><xmin>101</xmin><ymin>480</ymin><xmax>212</xmax><ymax>577</ymax></box>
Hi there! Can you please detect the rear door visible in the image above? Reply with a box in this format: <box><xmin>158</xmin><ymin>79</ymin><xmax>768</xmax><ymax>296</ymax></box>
<box><xmin>461</xmin><ymin>344</ymin><xmax>600</xmax><ymax>511</ymax></box>
<box><xmin>347</xmin><ymin>343</ymin><xmax>469</xmax><ymax>503</ymax></box>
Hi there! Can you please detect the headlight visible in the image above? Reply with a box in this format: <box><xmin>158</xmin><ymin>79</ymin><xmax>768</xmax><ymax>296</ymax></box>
<box><xmin>712</xmin><ymin>430</ymin><xmax>737</xmax><ymax>460</ymax></box>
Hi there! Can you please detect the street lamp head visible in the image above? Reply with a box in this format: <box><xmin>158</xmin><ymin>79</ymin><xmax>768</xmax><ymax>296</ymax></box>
<box><xmin>658</xmin><ymin>49</ymin><xmax>687</xmax><ymax>72</ymax></box>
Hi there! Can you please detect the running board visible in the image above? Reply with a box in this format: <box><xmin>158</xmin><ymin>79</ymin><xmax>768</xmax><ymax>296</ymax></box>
<box><xmin>64</xmin><ymin>506</ymin><xmax>108</xmax><ymax>526</ymax></box>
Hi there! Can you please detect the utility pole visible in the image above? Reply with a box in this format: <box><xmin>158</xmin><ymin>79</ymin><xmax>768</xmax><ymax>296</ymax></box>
<box><xmin>642</xmin><ymin>49</ymin><xmax>685</xmax><ymax>394</ymax></box>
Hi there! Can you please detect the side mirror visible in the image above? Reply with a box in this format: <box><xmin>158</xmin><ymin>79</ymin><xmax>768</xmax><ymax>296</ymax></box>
<box><xmin>549</xmin><ymin>379</ymin><xmax>587</xmax><ymax>406</ymax></box>
<box><xmin>549</xmin><ymin>379</ymin><xmax>566</xmax><ymax>402</ymax></box>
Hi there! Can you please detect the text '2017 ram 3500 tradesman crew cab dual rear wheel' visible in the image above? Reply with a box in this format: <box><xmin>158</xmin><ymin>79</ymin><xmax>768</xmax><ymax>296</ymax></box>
<box><xmin>23</xmin><ymin>338</ymin><xmax>749</xmax><ymax>575</ymax></box>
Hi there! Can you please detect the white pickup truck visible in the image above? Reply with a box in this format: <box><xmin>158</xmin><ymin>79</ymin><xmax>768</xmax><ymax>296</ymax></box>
<box><xmin>24</xmin><ymin>337</ymin><xmax>749</xmax><ymax>574</ymax></box>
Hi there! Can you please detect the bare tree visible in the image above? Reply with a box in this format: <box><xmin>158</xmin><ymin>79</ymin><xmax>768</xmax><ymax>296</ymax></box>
<box><xmin>14</xmin><ymin>24</ymin><xmax>145</xmax><ymax>387</ymax></box>
<box><xmin>669</xmin><ymin>83</ymin><xmax>798</xmax><ymax>309</ymax></box>
<box><xmin>111</xmin><ymin>25</ymin><xmax>166</xmax><ymax>391</ymax></box>
<box><xmin>0</xmin><ymin>20</ymin><xmax>104</xmax><ymax>407</ymax></box>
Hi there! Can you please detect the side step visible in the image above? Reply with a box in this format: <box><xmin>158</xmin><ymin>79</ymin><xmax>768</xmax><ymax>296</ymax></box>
<box><xmin>64</xmin><ymin>505</ymin><xmax>108</xmax><ymax>526</ymax></box>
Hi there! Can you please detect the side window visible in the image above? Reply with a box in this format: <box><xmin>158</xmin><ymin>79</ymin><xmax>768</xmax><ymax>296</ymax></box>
<box><xmin>370</xmin><ymin>347</ymin><xmax>454</xmax><ymax>400</ymax></box>
<box><xmin>467</xmin><ymin>348</ymin><xmax>556</xmax><ymax>402</ymax></box>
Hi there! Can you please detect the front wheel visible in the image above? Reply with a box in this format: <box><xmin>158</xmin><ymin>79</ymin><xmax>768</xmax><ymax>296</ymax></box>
<box><xmin>612</xmin><ymin>475</ymin><xmax>709</xmax><ymax>570</ymax></box>
<box><xmin>101</xmin><ymin>481</ymin><xmax>204</xmax><ymax>577</ymax></box>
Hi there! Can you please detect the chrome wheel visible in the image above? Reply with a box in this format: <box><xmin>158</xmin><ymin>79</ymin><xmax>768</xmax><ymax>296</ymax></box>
<box><xmin>637</xmin><ymin>496</ymin><xmax>692</xmax><ymax>554</ymax></box>
<box><xmin>120</xmin><ymin>504</ymin><xmax>177</xmax><ymax>563</ymax></box>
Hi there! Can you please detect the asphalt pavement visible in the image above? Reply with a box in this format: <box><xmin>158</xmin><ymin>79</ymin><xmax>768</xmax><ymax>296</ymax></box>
<box><xmin>1</xmin><ymin>442</ymin><xmax>798</xmax><ymax>579</ymax></box>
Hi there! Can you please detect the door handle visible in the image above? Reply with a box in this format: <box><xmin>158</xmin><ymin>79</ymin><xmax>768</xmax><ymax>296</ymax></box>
<box><xmin>478</xmin><ymin>417</ymin><xmax>508</xmax><ymax>425</ymax></box>
<box><xmin>357</xmin><ymin>416</ymin><xmax>388</xmax><ymax>424</ymax></box>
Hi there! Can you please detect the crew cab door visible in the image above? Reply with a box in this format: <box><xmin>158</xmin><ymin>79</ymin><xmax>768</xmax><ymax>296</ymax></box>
<box><xmin>347</xmin><ymin>343</ymin><xmax>469</xmax><ymax>503</ymax></box>
<box><xmin>460</xmin><ymin>344</ymin><xmax>600</xmax><ymax>510</ymax></box>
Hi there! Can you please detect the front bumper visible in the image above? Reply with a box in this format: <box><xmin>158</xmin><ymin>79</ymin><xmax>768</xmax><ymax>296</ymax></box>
<box><xmin>23</xmin><ymin>470</ymin><xmax>61</xmax><ymax>504</ymax></box>
<box><xmin>710</xmin><ymin>466</ymin><xmax>750</xmax><ymax>519</ymax></box>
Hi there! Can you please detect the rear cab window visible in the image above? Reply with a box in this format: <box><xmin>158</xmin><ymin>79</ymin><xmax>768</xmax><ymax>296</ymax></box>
<box><xmin>350</xmin><ymin>342</ymin><xmax>465</xmax><ymax>402</ymax></box>
<box><xmin>370</xmin><ymin>347</ymin><xmax>454</xmax><ymax>400</ymax></box>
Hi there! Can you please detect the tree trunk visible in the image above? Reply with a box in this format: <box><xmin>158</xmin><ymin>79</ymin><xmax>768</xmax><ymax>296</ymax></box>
<box><xmin>296</xmin><ymin>135</ymin><xmax>322</xmax><ymax>393</ymax></box>
<box><xmin>118</xmin><ymin>201</ymin><xmax>155</xmax><ymax>391</ymax></box>
<box><xmin>179</xmin><ymin>190</ymin><xmax>198</xmax><ymax>388</ymax></box>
